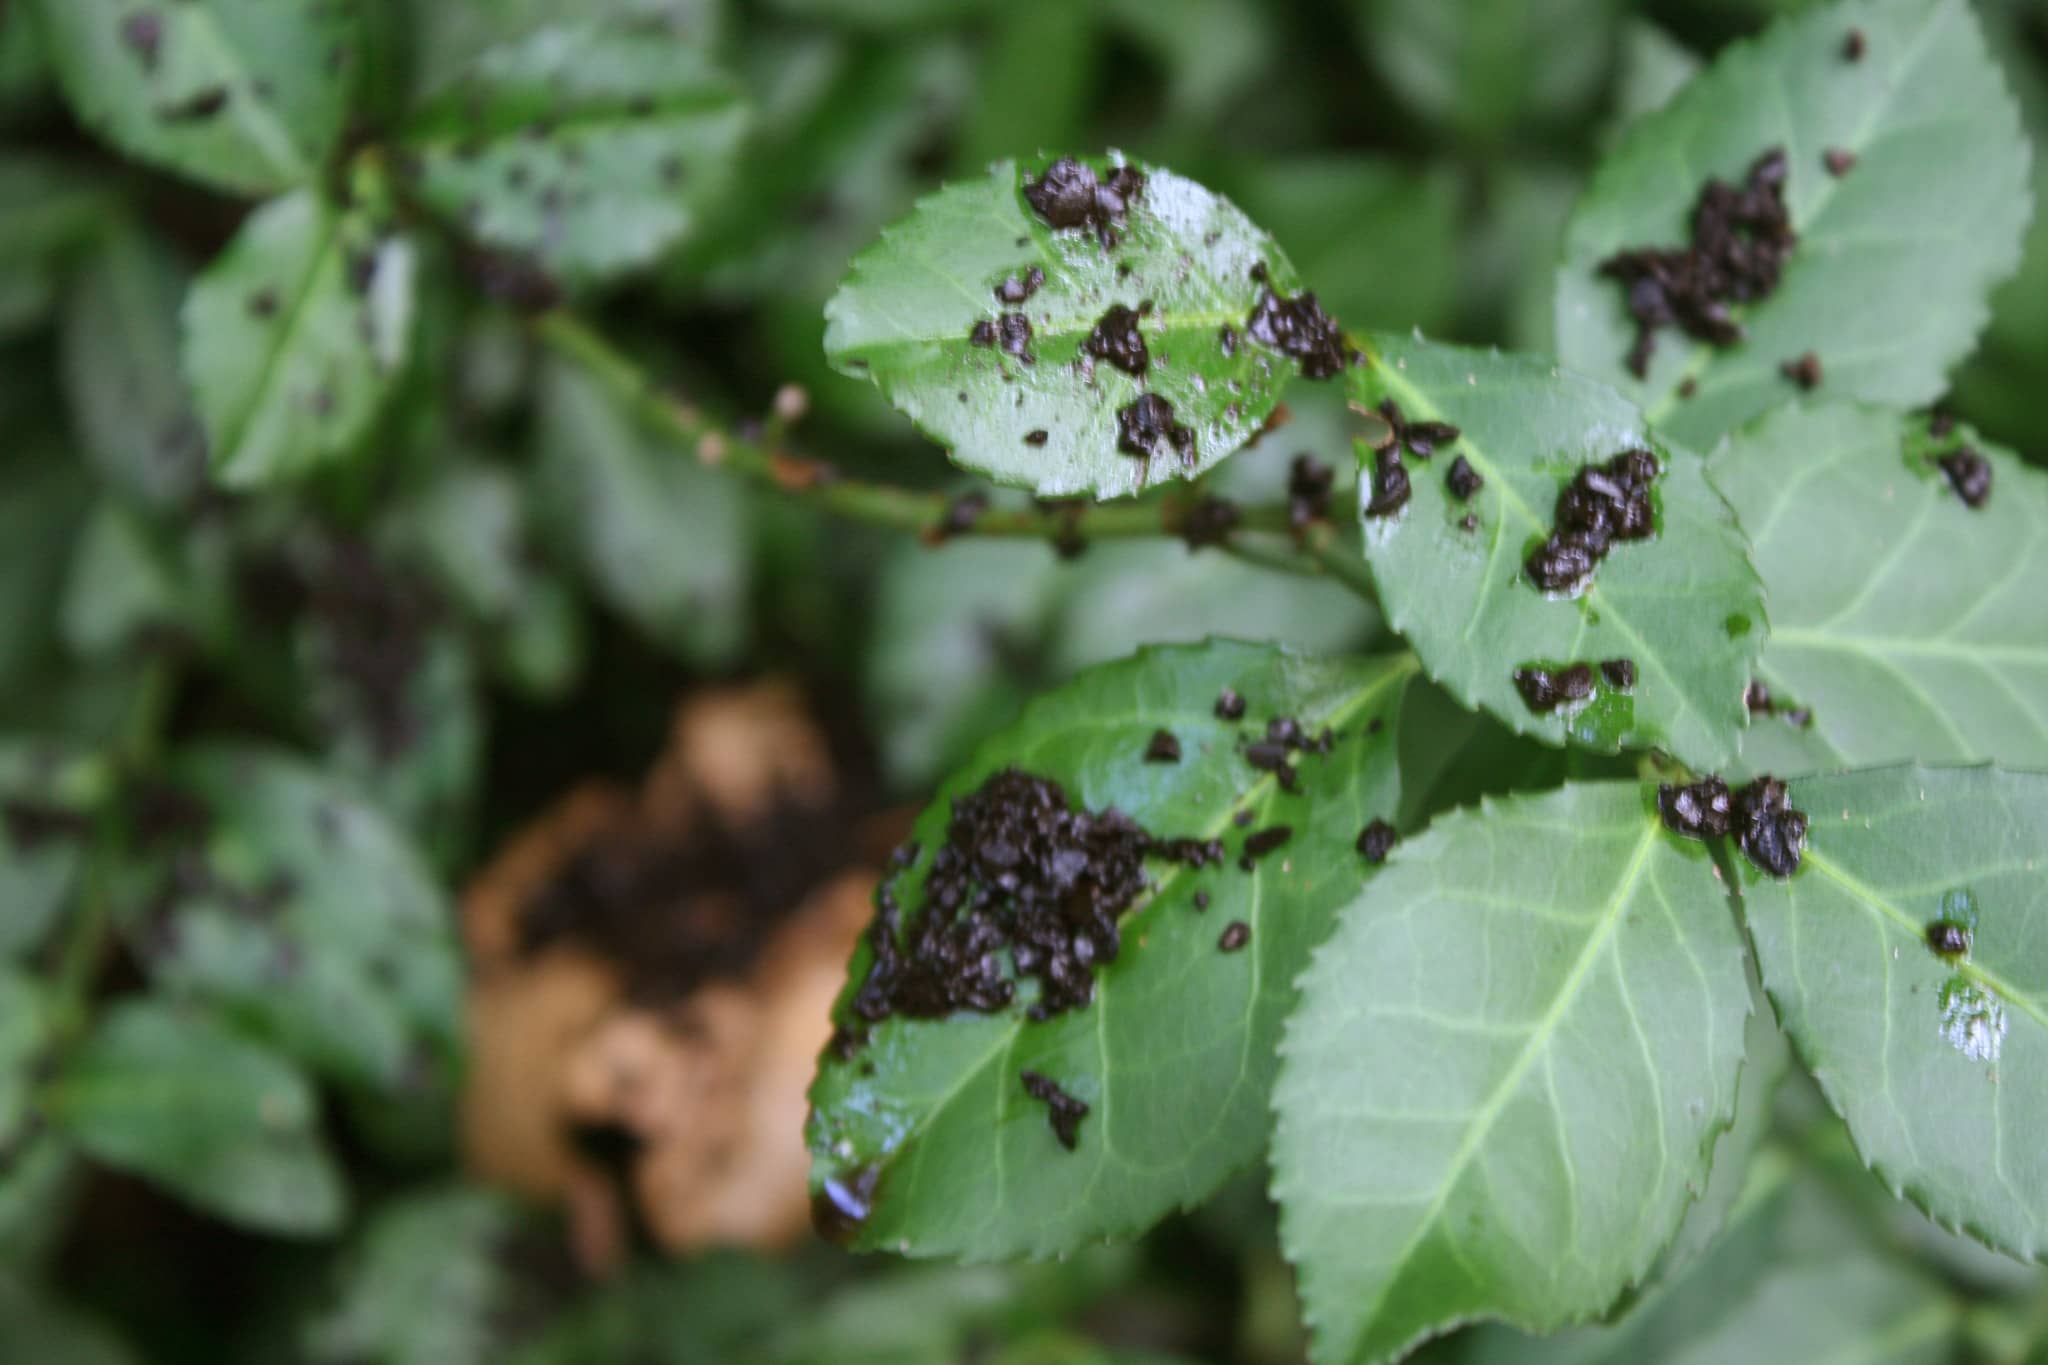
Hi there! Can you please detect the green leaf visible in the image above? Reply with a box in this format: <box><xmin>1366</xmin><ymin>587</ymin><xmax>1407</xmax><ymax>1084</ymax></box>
<box><xmin>0</xmin><ymin>461</ymin><xmax>93</xmax><ymax>692</ymax></box>
<box><xmin>399</xmin><ymin>24</ymin><xmax>748</xmax><ymax>286</ymax></box>
<box><xmin>1612</xmin><ymin>20</ymin><xmax>1700</xmax><ymax>127</ymax></box>
<box><xmin>117</xmin><ymin>744</ymin><xmax>462</xmax><ymax>1095</ymax></box>
<box><xmin>59</xmin><ymin>222</ymin><xmax>206</xmax><ymax>508</ymax></box>
<box><xmin>0</xmin><ymin>738</ymin><xmax>106</xmax><ymax>959</ymax></box>
<box><xmin>1742</xmin><ymin>764</ymin><xmax>2048</xmax><ymax>1264</ymax></box>
<box><xmin>1272</xmin><ymin>781</ymin><xmax>1751</xmax><ymax>1365</ymax></box>
<box><xmin>34</xmin><ymin>0</ymin><xmax>358</xmax><ymax>196</ymax></box>
<box><xmin>534</xmin><ymin>357</ymin><xmax>751</xmax><ymax>667</ymax></box>
<box><xmin>1354</xmin><ymin>0</ymin><xmax>1621</xmax><ymax>144</ymax></box>
<box><xmin>808</xmin><ymin>641</ymin><xmax>1418</xmax><ymax>1258</ymax></box>
<box><xmin>1350</xmin><ymin>332</ymin><xmax>1764</xmax><ymax>768</ymax></box>
<box><xmin>182</xmin><ymin>189</ymin><xmax>419</xmax><ymax>488</ymax></box>
<box><xmin>826</xmin><ymin>155</ymin><xmax>1324</xmax><ymax>498</ymax></box>
<box><xmin>306</xmin><ymin>1186</ymin><xmax>520</xmax><ymax>1365</ymax></box>
<box><xmin>42</xmin><ymin>1000</ymin><xmax>347</xmax><ymax>1236</ymax></box>
<box><xmin>1710</xmin><ymin>403</ymin><xmax>2048</xmax><ymax>775</ymax></box>
<box><xmin>1555</xmin><ymin>0</ymin><xmax>2033</xmax><ymax>448</ymax></box>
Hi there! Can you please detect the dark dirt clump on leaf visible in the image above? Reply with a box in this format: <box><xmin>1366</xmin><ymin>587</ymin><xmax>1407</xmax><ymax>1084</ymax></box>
<box><xmin>1375</xmin><ymin>400</ymin><xmax>1460</xmax><ymax>461</ymax></box>
<box><xmin>1734</xmin><ymin>776</ymin><xmax>1806</xmax><ymax>878</ymax></box>
<box><xmin>1246</xmin><ymin>286</ymin><xmax>1349</xmax><ymax>379</ymax></box>
<box><xmin>1356</xmin><ymin>819</ymin><xmax>1398</xmax><ymax>864</ymax></box>
<box><xmin>1658</xmin><ymin>776</ymin><xmax>1733</xmax><ymax>840</ymax></box>
<box><xmin>1512</xmin><ymin>663</ymin><xmax>1595</xmax><ymax>713</ymax></box>
<box><xmin>1182</xmin><ymin>495</ymin><xmax>1242</xmax><ymax>548</ymax></box>
<box><xmin>1600</xmin><ymin>658</ymin><xmax>1636</xmax><ymax>689</ymax></box>
<box><xmin>1218</xmin><ymin>921</ymin><xmax>1250</xmax><ymax>952</ymax></box>
<box><xmin>1363</xmin><ymin>448</ymin><xmax>1411</xmax><ymax>519</ymax></box>
<box><xmin>995</xmin><ymin>267</ymin><xmax>1044</xmax><ymax>304</ymax></box>
<box><xmin>1598</xmin><ymin>148</ymin><xmax>1796</xmax><ymax>378</ymax></box>
<box><xmin>1214</xmin><ymin>688</ymin><xmax>1246</xmax><ymax>720</ymax></box>
<box><xmin>1023</xmin><ymin>157</ymin><xmax>1146</xmax><ymax>247</ymax></box>
<box><xmin>1925</xmin><ymin>920</ymin><xmax>1972</xmax><ymax>960</ymax></box>
<box><xmin>970</xmin><ymin>312</ymin><xmax>1035</xmax><ymax>364</ymax></box>
<box><xmin>1020</xmin><ymin>1069</ymin><xmax>1090</xmax><ymax>1150</ymax></box>
<box><xmin>1780</xmin><ymin>351</ymin><xmax>1822</xmax><ymax>390</ymax></box>
<box><xmin>1445</xmin><ymin>455</ymin><xmax>1483</xmax><ymax>501</ymax></box>
<box><xmin>850</xmin><ymin>768</ymin><xmax>1224</xmax><ymax>1025</ymax></box>
<box><xmin>1084</xmin><ymin>304</ymin><xmax>1151</xmax><ymax>376</ymax></box>
<box><xmin>1525</xmin><ymin>448</ymin><xmax>1660</xmax><ymax>594</ymax></box>
<box><xmin>1116</xmin><ymin>393</ymin><xmax>1194</xmax><ymax>463</ymax></box>
<box><xmin>1144</xmin><ymin>730</ymin><xmax>1181</xmax><ymax>763</ymax></box>
<box><xmin>1937</xmin><ymin>447</ymin><xmax>1992</xmax><ymax>508</ymax></box>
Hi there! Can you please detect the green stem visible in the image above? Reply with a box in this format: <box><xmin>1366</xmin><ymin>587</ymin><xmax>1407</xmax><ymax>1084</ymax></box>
<box><xmin>1222</xmin><ymin>530</ymin><xmax>1381</xmax><ymax>607</ymax></box>
<box><xmin>530</xmin><ymin>310</ymin><xmax>1300</xmax><ymax>544</ymax></box>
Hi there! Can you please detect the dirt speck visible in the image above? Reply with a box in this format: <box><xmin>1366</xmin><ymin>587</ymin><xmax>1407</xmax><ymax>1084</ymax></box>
<box><xmin>1363</xmin><ymin>448</ymin><xmax>1411</xmax><ymax>519</ymax></box>
<box><xmin>1658</xmin><ymin>777</ymin><xmax>1732</xmax><ymax>840</ymax></box>
<box><xmin>1182</xmin><ymin>495</ymin><xmax>1242</xmax><ymax>549</ymax></box>
<box><xmin>1145</xmin><ymin>730</ymin><xmax>1182</xmax><ymax>764</ymax></box>
<box><xmin>157</xmin><ymin>86</ymin><xmax>231</xmax><ymax>123</ymax></box>
<box><xmin>1376</xmin><ymin>400</ymin><xmax>1460</xmax><ymax>461</ymax></box>
<box><xmin>1020</xmin><ymin>1070</ymin><xmax>1089</xmax><ymax>1150</ymax></box>
<box><xmin>1445</xmin><ymin>455</ymin><xmax>1483</xmax><ymax>501</ymax></box>
<box><xmin>1023</xmin><ymin>429</ymin><xmax>1049</xmax><ymax>446</ymax></box>
<box><xmin>1843</xmin><ymin>28</ymin><xmax>1866</xmax><ymax>61</ymax></box>
<box><xmin>1214</xmin><ymin>688</ymin><xmax>1246</xmax><ymax>721</ymax></box>
<box><xmin>120</xmin><ymin>12</ymin><xmax>163</xmax><ymax>70</ymax></box>
<box><xmin>1937</xmin><ymin>447</ymin><xmax>1992</xmax><ymax>508</ymax></box>
<box><xmin>1823</xmin><ymin>147</ymin><xmax>1857</xmax><ymax>177</ymax></box>
<box><xmin>1512</xmin><ymin>663</ymin><xmax>1595</xmax><ymax>713</ymax></box>
<box><xmin>1780</xmin><ymin>351</ymin><xmax>1822</xmax><ymax>390</ymax></box>
<box><xmin>1083</xmin><ymin>304</ymin><xmax>1150</xmax><ymax>376</ymax></box>
<box><xmin>1217</xmin><ymin>921</ymin><xmax>1250</xmax><ymax>952</ymax></box>
<box><xmin>1116</xmin><ymin>394</ymin><xmax>1194</xmax><ymax>463</ymax></box>
<box><xmin>1287</xmin><ymin>454</ymin><xmax>1334</xmax><ymax>532</ymax></box>
<box><xmin>1356</xmin><ymin>819</ymin><xmax>1397</xmax><ymax>864</ymax></box>
<box><xmin>1925</xmin><ymin>919</ymin><xmax>1971</xmax><ymax>960</ymax></box>
<box><xmin>995</xmin><ymin>267</ymin><xmax>1044</xmax><ymax>305</ymax></box>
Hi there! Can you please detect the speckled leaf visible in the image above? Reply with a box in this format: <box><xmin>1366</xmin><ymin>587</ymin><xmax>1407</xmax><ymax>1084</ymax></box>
<box><xmin>1743</xmin><ymin>764</ymin><xmax>2048</xmax><ymax>1264</ymax></box>
<box><xmin>400</xmin><ymin>25</ymin><xmax>748</xmax><ymax>286</ymax></box>
<box><xmin>42</xmin><ymin>1000</ymin><xmax>346</xmax><ymax>1236</ymax></box>
<box><xmin>1351</xmin><ymin>333</ymin><xmax>1763</xmax><ymax>768</ymax></box>
<box><xmin>112</xmin><ymin>745</ymin><xmax>461</xmax><ymax>1096</ymax></box>
<box><xmin>1273</xmin><ymin>782</ymin><xmax>1752</xmax><ymax>1365</ymax></box>
<box><xmin>808</xmin><ymin>641</ymin><xmax>1417</xmax><ymax>1259</ymax></box>
<box><xmin>34</xmin><ymin>0</ymin><xmax>357</xmax><ymax>196</ymax></box>
<box><xmin>826</xmin><ymin>155</ymin><xmax>1322</xmax><ymax>498</ymax></box>
<box><xmin>1556</xmin><ymin>0</ymin><xmax>2032</xmax><ymax>448</ymax></box>
<box><xmin>1712</xmin><ymin>403</ymin><xmax>2048</xmax><ymax>776</ymax></box>
<box><xmin>182</xmin><ymin>189</ymin><xmax>419</xmax><ymax>487</ymax></box>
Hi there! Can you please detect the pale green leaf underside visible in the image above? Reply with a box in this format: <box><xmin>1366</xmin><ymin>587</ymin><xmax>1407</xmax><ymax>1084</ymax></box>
<box><xmin>807</xmin><ymin>641</ymin><xmax>1417</xmax><ymax>1259</ymax></box>
<box><xmin>401</xmin><ymin>26</ymin><xmax>748</xmax><ymax>284</ymax></box>
<box><xmin>1273</xmin><ymin>782</ymin><xmax>1750</xmax><ymax>1365</ymax></box>
<box><xmin>44</xmin><ymin>1001</ymin><xmax>346</xmax><ymax>1236</ymax></box>
<box><xmin>1556</xmin><ymin>0</ymin><xmax>2032</xmax><ymax>448</ymax></box>
<box><xmin>1351</xmin><ymin>333</ymin><xmax>1763</xmax><ymax>768</ymax></box>
<box><xmin>826</xmin><ymin>156</ymin><xmax>1311</xmax><ymax>498</ymax></box>
<box><xmin>36</xmin><ymin>0</ymin><xmax>356</xmax><ymax>196</ymax></box>
<box><xmin>1711</xmin><ymin>402</ymin><xmax>2048</xmax><ymax>776</ymax></box>
<box><xmin>181</xmin><ymin>189</ymin><xmax>416</xmax><ymax>487</ymax></box>
<box><xmin>1744</xmin><ymin>764</ymin><xmax>2048</xmax><ymax>1264</ymax></box>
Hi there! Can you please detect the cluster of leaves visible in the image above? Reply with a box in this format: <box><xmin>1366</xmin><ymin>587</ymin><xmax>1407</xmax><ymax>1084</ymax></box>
<box><xmin>1</xmin><ymin>0</ymin><xmax>2045</xmax><ymax>1361</ymax></box>
<box><xmin>803</xmin><ymin>1</ymin><xmax>2048</xmax><ymax>1364</ymax></box>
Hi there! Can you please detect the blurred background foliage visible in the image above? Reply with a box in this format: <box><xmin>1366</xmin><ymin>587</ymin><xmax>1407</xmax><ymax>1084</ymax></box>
<box><xmin>0</xmin><ymin>0</ymin><xmax>2044</xmax><ymax>1360</ymax></box>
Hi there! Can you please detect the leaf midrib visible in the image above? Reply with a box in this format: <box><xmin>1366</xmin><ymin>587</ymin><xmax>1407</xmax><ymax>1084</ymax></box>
<box><xmin>1338</xmin><ymin>811</ymin><xmax>1662</xmax><ymax>1362</ymax></box>
<box><xmin>860</xmin><ymin>653</ymin><xmax>1420</xmax><ymax>1242</ymax></box>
